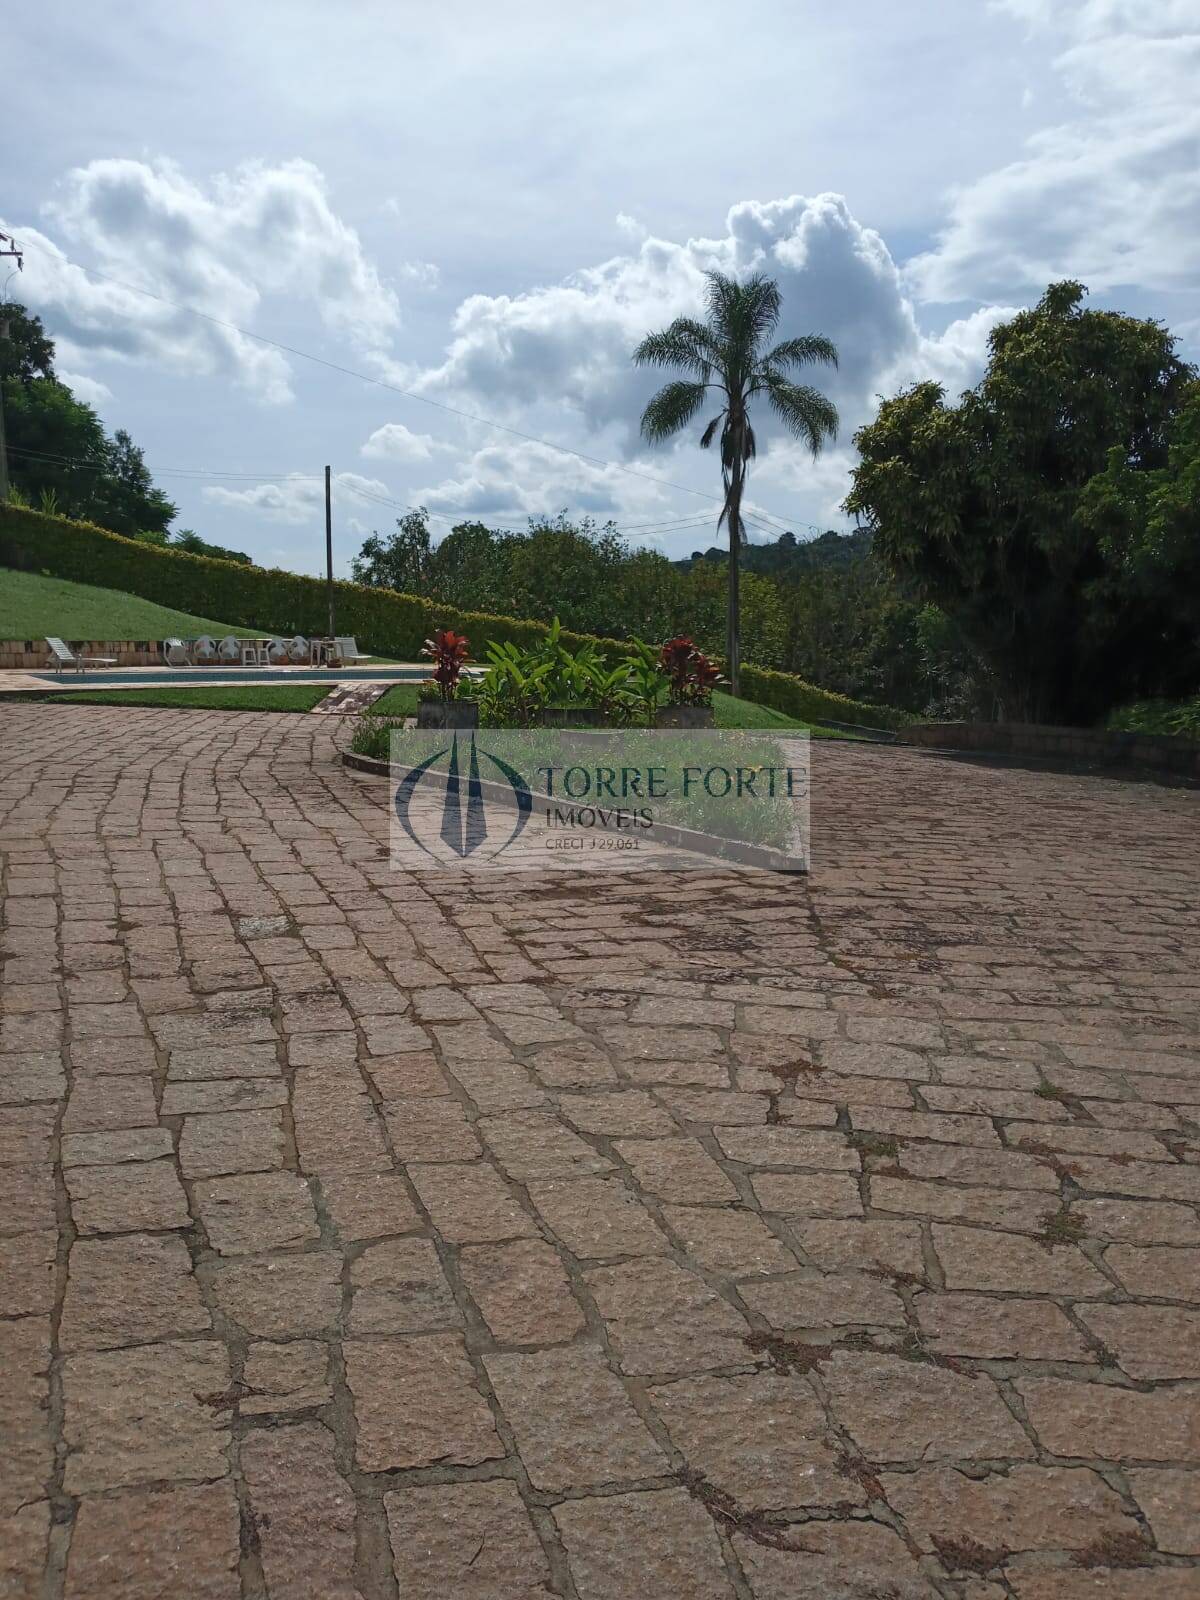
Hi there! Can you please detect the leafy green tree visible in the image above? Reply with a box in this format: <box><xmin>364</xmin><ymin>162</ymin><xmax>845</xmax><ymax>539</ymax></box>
<box><xmin>2</xmin><ymin>301</ymin><xmax>176</xmax><ymax>537</ymax></box>
<box><xmin>350</xmin><ymin>507</ymin><xmax>433</xmax><ymax>591</ymax></box>
<box><xmin>846</xmin><ymin>282</ymin><xmax>1196</xmax><ymax>723</ymax></box>
<box><xmin>634</xmin><ymin>271</ymin><xmax>839</xmax><ymax>692</ymax></box>
<box><xmin>0</xmin><ymin>304</ymin><xmax>55</xmax><ymax>382</ymax></box>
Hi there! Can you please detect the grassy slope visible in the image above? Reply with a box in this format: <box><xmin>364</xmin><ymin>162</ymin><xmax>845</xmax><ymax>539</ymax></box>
<box><xmin>0</xmin><ymin>568</ymin><xmax>242</xmax><ymax>639</ymax></box>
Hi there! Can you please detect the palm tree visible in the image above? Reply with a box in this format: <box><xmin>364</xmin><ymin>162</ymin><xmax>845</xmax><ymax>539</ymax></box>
<box><xmin>634</xmin><ymin>271</ymin><xmax>838</xmax><ymax>694</ymax></box>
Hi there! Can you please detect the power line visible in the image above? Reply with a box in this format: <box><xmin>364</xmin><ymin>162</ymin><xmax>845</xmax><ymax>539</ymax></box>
<box><xmin>17</xmin><ymin>234</ymin><xmax>828</xmax><ymax>535</ymax></box>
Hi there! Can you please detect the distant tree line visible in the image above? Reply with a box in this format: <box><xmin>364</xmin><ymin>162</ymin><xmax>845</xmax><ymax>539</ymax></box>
<box><xmin>1</xmin><ymin>303</ymin><xmax>253</xmax><ymax>564</ymax></box>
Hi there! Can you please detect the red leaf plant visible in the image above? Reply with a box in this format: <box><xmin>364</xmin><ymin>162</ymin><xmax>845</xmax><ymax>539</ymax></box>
<box><xmin>421</xmin><ymin>628</ymin><xmax>471</xmax><ymax>702</ymax></box>
<box><xmin>659</xmin><ymin>636</ymin><xmax>724</xmax><ymax>706</ymax></box>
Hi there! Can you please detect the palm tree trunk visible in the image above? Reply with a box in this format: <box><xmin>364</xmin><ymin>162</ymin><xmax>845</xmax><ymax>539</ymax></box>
<box><xmin>726</xmin><ymin>458</ymin><xmax>743</xmax><ymax>697</ymax></box>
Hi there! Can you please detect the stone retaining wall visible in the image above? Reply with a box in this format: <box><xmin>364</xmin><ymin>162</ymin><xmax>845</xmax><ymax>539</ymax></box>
<box><xmin>906</xmin><ymin>719</ymin><xmax>1200</xmax><ymax>778</ymax></box>
<box><xmin>0</xmin><ymin>639</ymin><xmax>164</xmax><ymax>669</ymax></box>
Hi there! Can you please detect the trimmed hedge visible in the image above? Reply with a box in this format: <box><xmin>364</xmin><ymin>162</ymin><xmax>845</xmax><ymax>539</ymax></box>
<box><xmin>0</xmin><ymin>503</ymin><xmax>902</xmax><ymax>728</ymax></box>
<box><xmin>740</xmin><ymin>665</ymin><xmax>908</xmax><ymax>730</ymax></box>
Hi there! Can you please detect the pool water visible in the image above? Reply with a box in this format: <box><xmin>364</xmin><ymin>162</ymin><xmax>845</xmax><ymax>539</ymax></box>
<box><xmin>37</xmin><ymin>666</ymin><xmax>426</xmax><ymax>687</ymax></box>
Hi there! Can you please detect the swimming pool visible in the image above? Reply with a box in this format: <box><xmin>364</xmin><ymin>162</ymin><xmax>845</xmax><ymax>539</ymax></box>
<box><xmin>35</xmin><ymin>666</ymin><xmax>427</xmax><ymax>687</ymax></box>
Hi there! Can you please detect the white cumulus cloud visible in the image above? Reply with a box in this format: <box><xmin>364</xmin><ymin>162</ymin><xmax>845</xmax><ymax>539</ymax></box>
<box><xmin>360</xmin><ymin>423</ymin><xmax>444</xmax><ymax>463</ymax></box>
<box><xmin>203</xmin><ymin>470</ymin><xmax>393</xmax><ymax>526</ymax></box>
<box><xmin>3</xmin><ymin>157</ymin><xmax>401</xmax><ymax>403</ymax></box>
<box><xmin>911</xmin><ymin>0</ymin><xmax>1200</xmax><ymax>301</ymax></box>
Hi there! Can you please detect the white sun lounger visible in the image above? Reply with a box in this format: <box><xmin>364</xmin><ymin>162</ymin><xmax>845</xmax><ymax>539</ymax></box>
<box><xmin>46</xmin><ymin>637</ymin><xmax>117</xmax><ymax>675</ymax></box>
<box><xmin>332</xmin><ymin>636</ymin><xmax>368</xmax><ymax>665</ymax></box>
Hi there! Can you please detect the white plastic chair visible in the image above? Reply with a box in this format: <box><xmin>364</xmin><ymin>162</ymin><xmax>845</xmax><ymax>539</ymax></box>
<box><xmin>287</xmin><ymin>636</ymin><xmax>309</xmax><ymax>664</ymax></box>
<box><xmin>46</xmin><ymin>637</ymin><xmax>116</xmax><ymax>675</ymax></box>
<box><xmin>266</xmin><ymin>638</ymin><xmax>290</xmax><ymax>665</ymax></box>
<box><xmin>192</xmin><ymin>635</ymin><xmax>218</xmax><ymax>663</ymax></box>
<box><xmin>217</xmin><ymin>635</ymin><xmax>242</xmax><ymax>664</ymax></box>
<box><xmin>162</xmin><ymin>638</ymin><xmax>189</xmax><ymax>667</ymax></box>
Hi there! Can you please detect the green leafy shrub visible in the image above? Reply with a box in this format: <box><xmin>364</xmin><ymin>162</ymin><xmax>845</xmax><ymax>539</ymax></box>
<box><xmin>1106</xmin><ymin>697</ymin><xmax>1200</xmax><ymax>740</ymax></box>
<box><xmin>348</xmin><ymin>714</ymin><xmax>406</xmax><ymax>761</ymax></box>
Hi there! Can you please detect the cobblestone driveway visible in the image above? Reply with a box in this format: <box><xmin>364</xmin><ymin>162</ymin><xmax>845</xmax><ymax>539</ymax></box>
<box><xmin>2</xmin><ymin>703</ymin><xmax>1198</xmax><ymax>1599</ymax></box>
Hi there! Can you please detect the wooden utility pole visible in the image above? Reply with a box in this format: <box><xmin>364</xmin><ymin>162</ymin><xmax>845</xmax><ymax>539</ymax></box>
<box><xmin>324</xmin><ymin>464</ymin><xmax>335</xmax><ymax>639</ymax></box>
<box><xmin>0</xmin><ymin>231</ymin><xmax>24</xmax><ymax>507</ymax></box>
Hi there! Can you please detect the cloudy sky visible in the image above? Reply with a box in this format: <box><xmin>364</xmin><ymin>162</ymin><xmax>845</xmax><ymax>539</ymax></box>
<box><xmin>4</xmin><ymin>0</ymin><xmax>1198</xmax><ymax>573</ymax></box>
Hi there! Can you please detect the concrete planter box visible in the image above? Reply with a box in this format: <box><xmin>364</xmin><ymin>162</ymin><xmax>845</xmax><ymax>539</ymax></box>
<box><xmin>540</xmin><ymin>706</ymin><xmax>607</xmax><ymax>728</ymax></box>
<box><xmin>655</xmin><ymin>704</ymin><xmax>716</xmax><ymax>729</ymax></box>
<box><xmin>416</xmin><ymin>700</ymin><xmax>479</xmax><ymax>730</ymax></box>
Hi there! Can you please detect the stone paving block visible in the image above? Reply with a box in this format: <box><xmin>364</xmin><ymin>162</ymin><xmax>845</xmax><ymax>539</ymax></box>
<box><xmin>241</xmin><ymin>1422</ymin><xmax>360</xmax><ymax>1600</ymax></box>
<box><xmin>0</xmin><ymin>1501</ymin><xmax>50</xmax><ymax>1599</ymax></box>
<box><xmin>616</xmin><ymin>1136</ymin><xmax>738</xmax><ymax>1202</ymax></box>
<box><xmin>213</xmin><ymin>1251</ymin><xmax>342</xmax><ymax>1337</ymax></box>
<box><xmin>553</xmin><ymin>1487</ymin><xmax>733</xmax><ymax>1600</ymax></box>
<box><xmin>60</xmin><ymin>1126</ymin><xmax>173</xmax><ymax>1167</ymax></box>
<box><xmin>344</xmin><ymin>1333</ymin><xmax>504</xmax><ymax>1471</ymax></box>
<box><xmin>749</xmin><ymin>1170</ymin><xmax>863</xmax><ymax>1218</ymax></box>
<box><xmin>823</xmin><ymin>1352</ymin><xmax>1035</xmax><ymax>1463</ymax></box>
<box><xmin>742</xmin><ymin>1269</ymin><xmax>907</xmax><ymax>1329</ymax></box>
<box><xmin>1128</xmin><ymin>1467</ymin><xmax>1200</xmax><ymax>1554</ymax></box>
<box><xmin>894</xmin><ymin>1143</ymin><xmax>1058</xmax><ymax>1191</ymax></box>
<box><xmin>60</xmin><ymin>1233</ymin><xmax>209</xmax><ymax>1350</ymax></box>
<box><xmin>1008</xmin><ymin>1572</ymin><xmax>1196</xmax><ymax>1599</ymax></box>
<box><xmin>872</xmin><ymin>1177</ymin><xmax>1051</xmax><ymax>1232</ymax></box>
<box><xmin>481</xmin><ymin>1109</ymin><xmax>612</xmax><ymax>1181</ymax></box>
<box><xmin>714</xmin><ymin>1125</ymin><xmax>858</xmax><ymax>1171</ymax></box>
<box><xmin>64</xmin><ymin>1480</ymin><xmax>241</xmax><ymax>1600</ymax></box>
<box><xmin>733</xmin><ymin>1519</ymin><xmax>939</xmax><ymax>1599</ymax></box>
<box><xmin>585</xmin><ymin>1257</ymin><xmax>750</xmax><ymax>1376</ymax></box>
<box><xmin>1076</xmin><ymin>1303</ymin><xmax>1200</xmax><ymax>1379</ymax></box>
<box><xmin>561</xmin><ymin>1088</ymin><xmax>676</xmax><ymax>1135</ymax></box>
<box><xmin>62</xmin><ymin>1339</ymin><xmax>231</xmax><ymax>1493</ymax></box>
<box><xmin>385</xmin><ymin>1478</ymin><xmax>553</xmax><ymax>1598</ymax></box>
<box><xmin>485</xmin><ymin>1344</ymin><xmax>668</xmax><ymax>1490</ymax></box>
<box><xmin>0</xmin><ymin>1162</ymin><xmax>58</xmax><ymax>1236</ymax></box>
<box><xmin>1104</xmin><ymin>1244</ymin><xmax>1200</xmax><ymax>1301</ymax></box>
<box><xmin>0</xmin><ymin>1316</ymin><xmax>52</xmax><ymax>1516</ymax></box>
<box><xmin>165</xmin><ymin>1042</ymin><xmax>280</xmax><ymax>1080</ymax></box>
<box><xmin>1078</xmin><ymin>1198</ymin><xmax>1200</xmax><ymax>1244</ymax></box>
<box><xmin>930</xmin><ymin>1224</ymin><xmax>1113</xmax><ymax>1296</ymax></box>
<box><xmin>527</xmin><ymin>1175</ymin><xmax>668</xmax><ymax>1259</ymax></box>
<box><xmin>196</xmin><ymin>1171</ymin><xmax>320</xmax><ymax>1255</ymax></box>
<box><xmin>319</xmin><ymin>1171</ymin><xmax>422</xmax><ymax>1241</ymax></box>
<box><xmin>408</xmin><ymin>1161</ymin><xmax>537</xmax><ymax>1243</ymax></box>
<box><xmin>1016</xmin><ymin>1375</ymin><xmax>1200</xmax><ymax>1462</ymax></box>
<box><xmin>241</xmin><ymin>1340</ymin><xmax>332</xmax><ymax>1413</ymax></box>
<box><xmin>62</xmin><ymin>1076</ymin><xmax>158</xmax><ymax>1132</ymax></box>
<box><xmin>348</xmin><ymin>1237</ymin><xmax>461</xmax><ymax>1334</ymax></box>
<box><xmin>178</xmin><ymin>1107</ymin><xmax>285</xmax><ymax>1178</ymax></box>
<box><xmin>459</xmin><ymin>1237</ymin><xmax>585</xmax><ymax>1345</ymax></box>
<box><xmin>914</xmin><ymin>1291</ymin><xmax>1094</xmax><ymax>1361</ymax></box>
<box><xmin>649</xmin><ymin>1369</ymin><xmax>858</xmax><ymax>1509</ymax></box>
<box><xmin>65</xmin><ymin>1159</ymin><xmax>190</xmax><ymax>1235</ymax></box>
<box><xmin>0</xmin><ymin>1229</ymin><xmax>58</xmax><ymax>1316</ymax></box>
<box><xmin>881</xmin><ymin>1463</ymin><xmax>1139</xmax><ymax>1557</ymax></box>
<box><xmin>382</xmin><ymin>1096</ymin><xmax>482</xmax><ymax>1162</ymax></box>
<box><xmin>661</xmin><ymin>1204</ymin><xmax>797</xmax><ymax>1276</ymax></box>
<box><xmin>790</xmin><ymin>1218</ymin><xmax>925</xmax><ymax>1278</ymax></box>
<box><xmin>362</xmin><ymin>1051</ymin><xmax>453</xmax><ymax>1098</ymax></box>
<box><xmin>159</xmin><ymin>1077</ymin><xmax>288</xmax><ymax>1114</ymax></box>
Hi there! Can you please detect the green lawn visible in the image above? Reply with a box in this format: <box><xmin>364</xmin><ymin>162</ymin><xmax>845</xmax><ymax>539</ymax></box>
<box><xmin>0</xmin><ymin>568</ymin><xmax>245</xmax><ymax>640</ymax></box>
<box><xmin>39</xmin><ymin>686</ymin><xmax>333</xmax><ymax>713</ymax></box>
<box><xmin>369</xmin><ymin>684</ymin><xmax>421</xmax><ymax>716</ymax></box>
